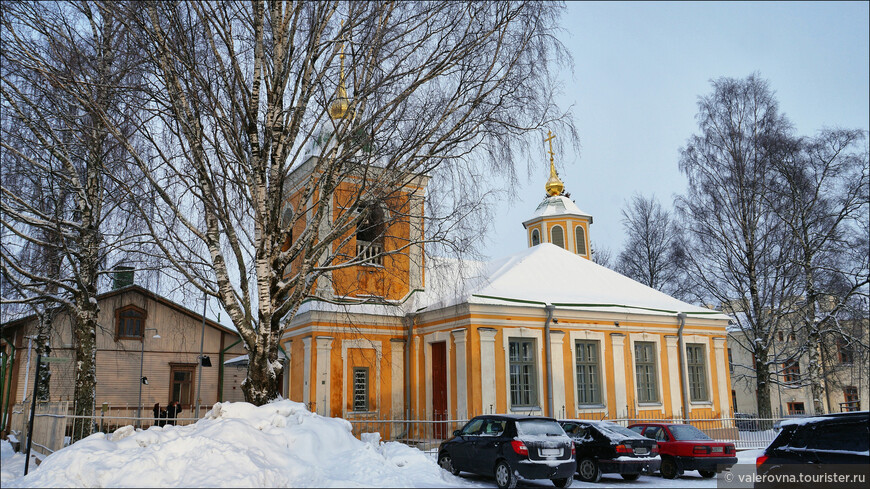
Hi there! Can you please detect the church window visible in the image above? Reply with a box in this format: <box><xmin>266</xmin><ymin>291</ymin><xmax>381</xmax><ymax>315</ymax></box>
<box><xmin>531</xmin><ymin>229</ymin><xmax>540</xmax><ymax>246</ymax></box>
<box><xmin>686</xmin><ymin>344</ymin><xmax>708</xmax><ymax>402</ymax></box>
<box><xmin>575</xmin><ymin>340</ymin><xmax>601</xmax><ymax>405</ymax></box>
<box><xmin>509</xmin><ymin>339</ymin><xmax>537</xmax><ymax>407</ymax></box>
<box><xmin>634</xmin><ymin>342</ymin><xmax>659</xmax><ymax>403</ymax></box>
<box><xmin>551</xmin><ymin>225</ymin><xmax>564</xmax><ymax>249</ymax></box>
<box><xmin>356</xmin><ymin>201</ymin><xmax>386</xmax><ymax>265</ymax></box>
<box><xmin>575</xmin><ymin>226</ymin><xmax>587</xmax><ymax>255</ymax></box>
<box><xmin>352</xmin><ymin>367</ymin><xmax>369</xmax><ymax>412</ymax></box>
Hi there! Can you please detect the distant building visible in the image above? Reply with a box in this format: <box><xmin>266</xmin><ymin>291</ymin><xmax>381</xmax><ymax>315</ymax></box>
<box><xmin>726</xmin><ymin>303</ymin><xmax>868</xmax><ymax>416</ymax></box>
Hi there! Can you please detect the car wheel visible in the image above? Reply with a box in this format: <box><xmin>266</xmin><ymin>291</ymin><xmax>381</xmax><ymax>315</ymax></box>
<box><xmin>551</xmin><ymin>477</ymin><xmax>572</xmax><ymax>488</ymax></box>
<box><xmin>621</xmin><ymin>473</ymin><xmax>640</xmax><ymax>481</ymax></box>
<box><xmin>660</xmin><ymin>457</ymin><xmax>679</xmax><ymax>479</ymax></box>
<box><xmin>699</xmin><ymin>470</ymin><xmax>716</xmax><ymax>478</ymax></box>
<box><xmin>577</xmin><ymin>457</ymin><xmax>602</xmax><ymax>483</ymax></box>
<box><xmin>438</xmin><ymin>452</ymin><xmax>459</xmax><ymax>476</ymax></box>
<box><xmin>495</xmin><ymin>460</ymin><xmax>517</xmax><ymax>489</ymax></box>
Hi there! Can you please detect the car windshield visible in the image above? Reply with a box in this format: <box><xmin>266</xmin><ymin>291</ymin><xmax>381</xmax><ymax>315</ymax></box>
<box><xmin>597</xmin><ymin>422</ymin><xmax>641</xmax><ymax>439</ymax></box>
<box><xmin>516</xmin><ymin>419</ymin><xmax>564</xmax><ymax>437</ymax></box>
<box><xmin>669</xmin><ymin>425</ymin><xmax>712</xmax><ymax>441</ymax></box>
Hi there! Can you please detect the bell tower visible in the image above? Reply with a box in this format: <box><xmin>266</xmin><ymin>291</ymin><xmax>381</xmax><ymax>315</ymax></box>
<box><xmin>522</xmin><ymin>131</ymin><xmax>593</xmax><ymax>258</ymax></box>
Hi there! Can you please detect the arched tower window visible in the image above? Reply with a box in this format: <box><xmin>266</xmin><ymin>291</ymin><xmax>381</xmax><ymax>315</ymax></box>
<box><xmin>356</xmin><ymin>201</ymin><xmax>387</xmax><ymax>265</ymax></box>
<box><xmin>551</xmin><ymin>225</ymin><xmax>565</xmax><ymax>249</ymax></box>
<box><xmin>575</xmin><ymin>225</ymin><xmax>587</xmax><ymax>255</ymax></box>
<box><xmin>531</xmin><ymin>229</ymin><xmax>540</xmax><ymax>246</ymax></box>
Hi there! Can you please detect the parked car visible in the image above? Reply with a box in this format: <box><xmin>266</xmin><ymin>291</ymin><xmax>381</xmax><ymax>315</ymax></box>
<box><xmin>627</xmin><ymin>423</ymin><xmax>736</xmax><ymax>479</ymax></box>
<box><xmin>559</xmin><ymin>419</ymin><xmax>660</xmax><ymax>483</ymax></box>
<box><xmin>756</xmin><ymin>411</ymin><xmax>869</xmax><ymax>488</ymax></box>
<box><xmin>438</xmin><ymin>415</ymin><xmax>575</xmax><ymax>489</ymax></box>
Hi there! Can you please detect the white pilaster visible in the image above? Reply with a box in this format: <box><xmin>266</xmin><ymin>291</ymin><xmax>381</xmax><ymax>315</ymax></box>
<box><xmin>452</xmin><ymin>329</ymin><xmax>468</xmax><ymax>418</ymax></box>
<box><xmin>665</xmin><ymin>335</ymin><xmax>682</xmax><ymax>417</ymax></box>
<box><xmin>479</xmin><ymin>328</ymin><xmax>497</xmax><ymax>415</ymax></box>
<box><xmin>611</xmin><ymin>333</ymin><xmax>627</xmax><ymax>417</ymax></box>
<box><xmin>550</xmin><ymin>331</ymin><xmax>566</xmax><ymax>418</ymax></box>
<box><xmin>390</xmin><ymin>339</ymin><xmax>405</xmax><ymax>418</ymax></box>
<box><xmin>713</xmin><ymin>337</ymin><xmax>730</xmax><ymax>417</ymax></box>
<box><xmin>302</xmin><ymin>337</ymin><xmax>312</xmax><ymax>407</ymax></box>
<box><xmin>315</xmin><ymin>337</ymin><xmax>334</xmax><ymax>416</ymax></box>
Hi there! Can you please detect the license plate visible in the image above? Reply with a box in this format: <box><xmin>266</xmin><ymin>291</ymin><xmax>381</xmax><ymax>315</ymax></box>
<box><xmin>540</xmin><ymin>448</ymin><xmax>562</xmax><ymax>457</ymax></box>
<box><xmin>712</xmin><ymin>446</ymin><xmax>723</xmax><ymax>453</ymax></box>
<box><xmin>634</xmin><ymin>447</ymin><xmax>649</xmax><ymax>455</ymax></box>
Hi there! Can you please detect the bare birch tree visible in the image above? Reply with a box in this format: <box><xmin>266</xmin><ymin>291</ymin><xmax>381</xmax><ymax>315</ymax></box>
<box><xmin>93</xmin><ymin>1</ymin><xmax>574</xmax><ymax>405</ymax></box>
<box><xmin>767</xmin><ymin>129</ymin><xmax>869</xmax><ymax>413</ymax></box>
<box><xmin>676</xmin><ymin>74</ymin><xmax>799</xmax><ymax>418</ymax></box>
<box><xmin>1</xmin><ymin>1</ymin><xmax>145</xmax><ymax>438</ymax></box>
<box><xmin>616</xmin><ymin>193</ymin><xmax>687</xmax><ymax>298</ymax></box>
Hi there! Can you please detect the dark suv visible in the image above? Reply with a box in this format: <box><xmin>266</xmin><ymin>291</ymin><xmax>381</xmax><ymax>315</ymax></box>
<box><xmin>756</xmin><ymin>411</ymin><xmax>869</xmax><ymax>488</ymax></box>
<box><xmin>438</xmin><ymin>415</ymin><xmax>575</xmax><ymax>488</ymax></box>
<box><xmin>560</xmin><ymin>419</ymin><xmax>660</xmax><ymax>482</ymax></box>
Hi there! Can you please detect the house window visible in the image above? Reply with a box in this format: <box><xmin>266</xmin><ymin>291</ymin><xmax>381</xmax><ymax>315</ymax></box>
<box><xmin>843</xmin><ymin>387</ymin><xmax>859</xmax><ymax>412</ymax></box>
<box><xmin>170</xmin><ymin>364</ymin><xmax>196</xmax><ymax>409</ymax></box>
<box><xmin>355</xmin><ymin>201</ymin><xmax>386</xmax><ymax>265</ymax></box>
<box><xmin>634</xmin><ymin>342</ymin><xmax>659</xmax><ymax>403</ymax></box>
<box><xmin>686</xmin><ymin>344</ymin><xmax>708</xmax><ymax>401</ymax></box>
<box><xmin>575</xmin><ymin>226</ymin><xmax>587</xmax><ymax>255</ymax></box>
<box><xmin>509</xmin><ymin>339</ymin><xmax>537</xmax><ymax>407</ymax></box>
<box><xmin>531</xmin><ymin>229</ymin><xmax>540</xmax><ymax>246</ymax></box>
<box><xmin>838</xmin><ymin>338</ymin><xmax>854</xmax><ymax>364</ymax></box>
<box><xmin>787</xmin><ymin>401</ymin><xmax>805</xmax><ymax>415</ymax></box>
<box><xmin>777</xmin><ymin>331</ymin><xmax>784</xmax><ymax>341</ymax></box>
<box><xmin>551</xmin><ymin>226</ymin><xmax>564</xmax><ymax>249</ymax></box>
<box><xmin>115</xmin><ymin>305</ymin><xmax>146</xmax><ymax>340</ymax></box>
<box><xmin>575</xmin><ymin>340</ymin><xmax>601</xmax><ymax>405</ymax></box>
<box><xmin>352</xmin><ymin>367</ymin><xmax>369</xmax><ymax>412</ymax></box>
<box><xmin>783</xmin><ymin>359</ymin><xmax>800</xmax><ymax>384</ymax></box>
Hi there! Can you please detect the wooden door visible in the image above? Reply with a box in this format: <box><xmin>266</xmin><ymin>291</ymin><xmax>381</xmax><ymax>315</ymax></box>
<box><xmin>432</xmin><ymin>342</ymin><xmax>447</xmax><ymax>438</ymax></box>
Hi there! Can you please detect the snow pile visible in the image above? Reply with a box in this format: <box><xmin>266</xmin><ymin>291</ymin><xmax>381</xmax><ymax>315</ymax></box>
<box><xmin>4</xmin><ymin>400</ymin><xmax>477</xmax><ymax>488</ymax></box>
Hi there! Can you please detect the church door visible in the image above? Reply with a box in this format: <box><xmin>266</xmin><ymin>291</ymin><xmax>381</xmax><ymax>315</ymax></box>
<box><xmin>432</xmin><ymin>342</ymin><xmax>447</xmax><ymax>438</ymax></box>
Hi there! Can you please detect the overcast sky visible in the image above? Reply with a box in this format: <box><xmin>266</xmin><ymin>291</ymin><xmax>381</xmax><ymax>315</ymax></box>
<box><xmin>482</xmin><ymin>1</ymin><xmax>870</xmax><ymax>261</ymax></box>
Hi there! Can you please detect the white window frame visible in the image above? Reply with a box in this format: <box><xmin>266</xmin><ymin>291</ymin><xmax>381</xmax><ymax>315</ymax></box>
<box><xmin>502</xmin><ymin>328</ymin><xmax>544</xmax><ymax>414</ymax></box>
<box><xmin>575</xmin><ymin>225</ymin><xmax>587</xmax><ymax>255</ymax></box>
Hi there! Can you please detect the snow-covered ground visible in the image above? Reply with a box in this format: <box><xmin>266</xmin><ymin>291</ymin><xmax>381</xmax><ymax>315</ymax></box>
<box><xmin>2</xmin><ymin>400</ymin><xmax>479</xmax><ymax>488</ymax></box>
<box><xmin>0</xmin><ymin>401</ymin><xmax>766</xmax><ymax>488</ymax></box>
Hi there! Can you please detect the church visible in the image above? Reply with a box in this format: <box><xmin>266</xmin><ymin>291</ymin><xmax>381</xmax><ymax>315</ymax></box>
<box><xmin>279</xmin><ymin>131</ymin><xmax>733</xmax><ymax>429</ymax></box>
<box><xmin>278</xmin><ymin>43</ymin><xmax>733</xmax><ymax>430</ymax></box>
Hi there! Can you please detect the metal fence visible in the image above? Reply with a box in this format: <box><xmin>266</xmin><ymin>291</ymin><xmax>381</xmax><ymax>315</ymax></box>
<box><xmin>11</xmin><ymin>405</ymin><xmax>788</xmax><ymax>459</ymax></box>
<box><xmin>345</xmin><ymin>411</ymin><xmax>789</xmax><ymax>456</ymax></box>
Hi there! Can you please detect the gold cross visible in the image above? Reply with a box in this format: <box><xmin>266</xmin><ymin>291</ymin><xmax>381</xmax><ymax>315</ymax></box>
<box><xmin>544</xmin><ymin>130</ymin><xmax>556</xmax><ymax>161</ymax></box>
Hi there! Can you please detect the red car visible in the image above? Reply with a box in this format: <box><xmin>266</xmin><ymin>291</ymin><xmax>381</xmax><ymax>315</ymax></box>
<box><xmin>627</xmin><ymin>423</ymin><xmax>736</xmax><ymax>479</ymax></box>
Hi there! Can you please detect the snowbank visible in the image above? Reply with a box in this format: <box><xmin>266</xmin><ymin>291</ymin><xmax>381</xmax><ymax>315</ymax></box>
<box><xmin>3</xmin><ymin>400</ymin><xmax>478</xmax><ymax>488</ymax></box>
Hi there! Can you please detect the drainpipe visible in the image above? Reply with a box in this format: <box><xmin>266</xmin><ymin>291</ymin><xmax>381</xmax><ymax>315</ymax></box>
<box><xmin>677</xmin><ymin>313</ymin><xmax>690</xmax><ymax>422</ymax></box>
<box><xmin>544</xmin><ymin>304</ymin><xmax>555</xmax><ymax>418</ymax></box>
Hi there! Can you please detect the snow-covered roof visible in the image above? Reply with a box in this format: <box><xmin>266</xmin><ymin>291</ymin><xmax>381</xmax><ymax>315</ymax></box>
<box><xmin>295</xmin><ymin>243</ymin><xmax>728</xmax><ymax>321</ymax></box>
<box><xmin>418</xmin><ymin>243</ymin><xmax>728</xmax><ymax>319</ymax></box>
<box><xmin>522</xmin><ymin>195</ymin><xmax>593</xmax><ymax>227</ymax></box>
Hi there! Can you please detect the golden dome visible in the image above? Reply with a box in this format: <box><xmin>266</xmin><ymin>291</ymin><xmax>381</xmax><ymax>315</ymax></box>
<box><xmin>544</xmin><ymin>130</ymin><xmax>564</xmax><ymax>196</ymax></box>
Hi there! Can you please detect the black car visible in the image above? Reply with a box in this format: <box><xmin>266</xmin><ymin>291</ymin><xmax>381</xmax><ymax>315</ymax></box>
<box><xmin>559</xmin><ymin>419</ymin><xmax>661</xmax><ymax>483</ymax></box>
<box><xmin>438</xmin><ymin>414</ymin><xmax>576</xmax><ymax>488</ymax></box>
<box><xmin>756</xmin><ymin>411</ymin><xmax>869</xmax><ymax>488</ymax></box>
